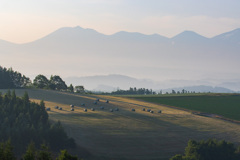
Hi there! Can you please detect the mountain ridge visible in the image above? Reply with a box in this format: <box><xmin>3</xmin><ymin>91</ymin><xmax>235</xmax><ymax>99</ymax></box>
<box><xmin>1</xmin><ymin>26</ymin><xmax>240</xmax><ymax>44</ymax></box>
<box><xmin>1</xmin><ymin>26</ymin><xmax>240</xmax><ymax>91</ymax></box>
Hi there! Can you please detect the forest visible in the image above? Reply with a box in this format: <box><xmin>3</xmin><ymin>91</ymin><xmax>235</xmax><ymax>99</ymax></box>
<box><xmin>0</xmin><ymin>66</ymin><xmax>77</xmax><ymax>92</ymax></box>
<box><xmin>0</xmin><ymin>90</ymin><xmax>76</xmax><ymax>157</ymax></box>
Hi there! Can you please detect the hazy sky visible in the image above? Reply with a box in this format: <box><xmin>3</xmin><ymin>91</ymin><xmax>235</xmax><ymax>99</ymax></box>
<box><xmin>1</xmin><ymin>0</ymin><xmax>240</xmax><ymax>43</ymax></box>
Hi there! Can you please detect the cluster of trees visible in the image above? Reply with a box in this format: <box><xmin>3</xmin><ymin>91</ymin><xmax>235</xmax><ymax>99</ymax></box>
<box><xmin>0</xmin><ymin>66</ymin><xmax>85</xmax><ymax>94</ymax></box>
<box><xmin>0</xmin><ymin>66</ymin><xmax>31</xmax><ymax>89</ymax></box>
<box><xmin>170</xmin><ymin>139</ymin><xmax>240</xmax><ymax>160</ymax></box>
<box><xmin>33</xmin><ymin>75</ymin><xmax>85</xmax><ymax>93</ymax></box>
<box><xmin>110</xmin><ymin>87</ymin><xmax>156</xmax><ymax>95</ymax></box>
<box><xmin>0</xmin><ymin>140</ymin><xmax>79</xmax><ymax>160</ymax></box>
<box><xmin>33</xmin><ymin>75</ymin><xmax>68</xmax><ymax>91</ymax></box>
<box><xmin>164</xmin><ymin>89</ymin><xmax>196</xmax><ymax>95</ymax></box>
<box><xmin>0</xmin><ymin>90</ymin><xmax>76</xmax><ymax>156</ymax></box>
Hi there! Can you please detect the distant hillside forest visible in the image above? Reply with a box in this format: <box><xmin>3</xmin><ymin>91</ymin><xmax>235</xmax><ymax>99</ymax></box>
<box><xmin>0</xmin><ymin>66</ymin><xmax>84</xmax><ymax>93</ymax></box>
<box><xmin>0</xmin><ymin>90</ymin><xmax>76</xmax><ymax>156</ymax></box>
<box><xmin>109</xmin><ymin>87</ymin><xmax>156</xmax><ymax>95</ymax></box>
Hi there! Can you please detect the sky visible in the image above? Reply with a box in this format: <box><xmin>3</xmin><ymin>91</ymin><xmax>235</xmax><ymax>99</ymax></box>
<box><xmin>0</xmin><ymin>0</ymin><xmax>240</xmax><ymax>44</ymax></box>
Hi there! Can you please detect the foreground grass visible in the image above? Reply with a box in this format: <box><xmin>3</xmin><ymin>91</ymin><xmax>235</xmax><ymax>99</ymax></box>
<box><xmin>129</xmin><ymin>94</ymin><xmax>240</xmax><ymax>121</ymax></box>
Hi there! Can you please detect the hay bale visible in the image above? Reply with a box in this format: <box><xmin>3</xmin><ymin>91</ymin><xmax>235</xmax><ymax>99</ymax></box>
<box><xmin>142</xmin><ymin>108</ymin><xmax>145</xmax><ymax>111</ymax></box>
<box><xmin>71</xmin><ymin>108</ymin><xmax>74</xmax><ymax>111</ymax></box>
<box><xmin>147</xmin><ymin>109</ymin><xmax>151</xmax><ymax>112</ymax></box>
<box><xmin>84</xmin><ymin>109</ymin><xmax>87</xmax><ymax>112</ymax></box>
<box><xmin>96</xmin><ymin>98</ymin><xmax>100</xmax><ymax>101</ymax></box>
<box><xmin>106</xmin><ymin>100</ymin><xmax>109</xmax><ymax>103</ymax></box>
<box><xmin>81</xmin><ymin>103</ymin><xmax>85</xmax><ymax>106</ymax></box>
<box><xmin>46</xmin><ymin>108</ymin><xmax>51</xmax><ymax>111</ymax></box>
<box><xmin>70</xmin><ymin>104</ymin><xmax>74</xmax><ymax>108</ymax></box>
<box><xmin>55</xmin><ymin>106</ymin><xmax>59</xmax><ymax>109</ymax></box>
<box><xmin>91</xmin><ymin>108</ymin><xmax>95</xmax><ymax>111</ymax></box>
<box><xmin>93</xmin><ymin>101</ymin><xmax>97</xmax><ymax>105</ymax></box>
<box><xmin>131</xmin><ymin>109</ymin><xmax>135</xmax><ymax>111</ymax></box>
<box><xmin>150</xmin><ymin>110</ymin><xmax>154</xmax><ymax>113</ymax></box>
<box><xmin>158</xmin><ymin>110</ymin><xmax>162</xmax><ymax>113</ymax></box>
<box><xmin>59</xmin><ymin>107</ymin><xmax>62</xmax><ymax>110</ymax></box>
<box><xmin>100</xmin><ymin>106</ymin><xmax>104</xmax><ymax>109</ymax></box>
<box><xmin>110</xmin><ymin>109</ymin><xmax>113</xmax><ymax>112</ymax></box>
<box><xmin>115</xmin><ymin>108</ymin><xmax>119</xmax><ymax>111</ymax></box>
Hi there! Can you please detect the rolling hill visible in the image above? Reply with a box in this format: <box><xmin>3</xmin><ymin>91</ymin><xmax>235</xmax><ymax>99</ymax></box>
<box><xmin>1</xmin><ymin>89</ymin><xmax>240</xmax><ymax>160</ymax></box>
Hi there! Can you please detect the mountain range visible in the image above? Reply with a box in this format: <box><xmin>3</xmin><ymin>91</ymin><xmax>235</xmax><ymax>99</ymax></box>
<box><xmin>1</xmin><ymin>26</ymin><xmax>240</xmax><ymax>91</ymax></box>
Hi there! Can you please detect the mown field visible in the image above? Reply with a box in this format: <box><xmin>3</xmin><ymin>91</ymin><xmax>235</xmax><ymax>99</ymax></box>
<box><xmin>1</xmin><ymin>89</ymin><xmax>240</xmax><ymax>160</ymax></box>
<box><xmin>128</xmin><ymin>94</ymin><xmax>240</xmax><ymax>121</ymax></box>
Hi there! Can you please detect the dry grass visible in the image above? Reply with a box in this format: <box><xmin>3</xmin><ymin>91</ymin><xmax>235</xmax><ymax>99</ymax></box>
<box><xmin>2</xmin><ymin>89</ymin><xmax>240</xmax><ymax>160</ymax></box>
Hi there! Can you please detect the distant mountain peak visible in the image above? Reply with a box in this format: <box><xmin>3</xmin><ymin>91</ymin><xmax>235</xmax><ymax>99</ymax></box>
<box><xmin>172</xmin><ymin>30</ymin><xmax>208</xmax><ymax>39</ymax></box>
<box><xmin>212</xmin><ymin>28</ymin><xmax>240</xmax><ymax>42</ymax></box>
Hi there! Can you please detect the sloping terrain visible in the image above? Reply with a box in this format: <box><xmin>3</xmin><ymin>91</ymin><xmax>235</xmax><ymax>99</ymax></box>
<box><xmin>1</xmin><ymin>89</ymin><xmax>240</xmax><ymax>160</ymax></box>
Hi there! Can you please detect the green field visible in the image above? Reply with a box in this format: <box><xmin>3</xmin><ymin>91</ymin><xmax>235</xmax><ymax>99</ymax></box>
<box><xmin>1</xmin><ymin>89</ymin><xmax>240</xmax><ymax>160</ymax></box>
<box><xmin>130</xmin><ymin>94</ymin><xmax>240</xmax><ymax>121</ymax></box>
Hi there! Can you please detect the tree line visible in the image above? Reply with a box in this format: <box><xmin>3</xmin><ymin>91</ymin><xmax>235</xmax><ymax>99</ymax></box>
<box><xmin>0</xmin><ymin>66</ymin><xmax>84</xmax><ymax>93</ymax></box>
<box><xmin>0</xmin><ymin>140</ymin><xmax>79</xmax><ymax>160</ymax></box>
<box><xmin>170</xmin><ymin>139</ymin><xmax>240</xmax><ymax>160</ymax></box>
<box><xmin>0</xmin><ymin>66</ymin><xmax>31</xmax><ymax>89</ymax></box>
<box><xmin>0</xmin><ymin>90</ymin><xmax>76</xmax><ymax>156</ymax></box>
<box><xmin>109</xmin><ymin>87</ymin><xmax>156</xmax><ymax>95</ymax></box>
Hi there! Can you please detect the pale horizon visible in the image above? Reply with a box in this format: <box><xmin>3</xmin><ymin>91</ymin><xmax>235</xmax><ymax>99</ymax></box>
<box><xmin>0</xmin><ymin>0</ymin><xmax>240</xmax><ymax>43</ymax></box>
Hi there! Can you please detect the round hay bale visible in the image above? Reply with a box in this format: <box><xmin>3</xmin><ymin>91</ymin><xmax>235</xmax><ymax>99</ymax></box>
<box><xmin>110</xmin><ymin>109</ymin><xmax>113</xmax><ymax>112</ymax></box>
<box><xmin>93</xmin><ymin>101</ymin><xmax>97</xmax><ymax>105</ymax></box>
<box><xmin>59</xmin><ymin>107</ymin><xmax>62</xmax><ymax>110</ymax></box>
<box><xmin>150</xmin><ymin>110</ymin><xmax>154</xmax><ymax>113</ymax></box>
<box><xmin>96</xmin><ymin>98</ymin><xmax>100</xmax><ymax>101</ymax></box>
<box><xmin>55</xmin><ymin>106</ymin><xmax>59</xmax><ymax>109</ymax></box>
<box><xmin>100</xmin><ymin>106</ymin><xmax>104</xmax><ymax>109</ymax></box>
<box><xmin>84</xmin><ymin>109</ymin><xmax>87</xmax><ymax>112</ymax></box>
<box><xmin>105</xmin><ymin>100</ymin><xmax>109</xmax><ymax>103</ymax></box>
<box><xmin>46</xmin><ymin>108</ymin><xmax>51</xmax><ymax>111</ymax></box>
<box><xmin>91</xmin><ymin>108</ymin><xmax>95</xmax><ymax>111</ymax></box>
<box><xmin>115</xmin><ymin>108</ymin><xmax>119</xmax><ymax>111</ymax></box>
<box><xmin>131</xmin><ymin>109</ymin><xmax>135</xmax><ymax>111</ymax></box>
<box><xmin>158</xmin><ymin>110</ymin><xmax>162</xmax><ymax>113</ymax></box>
<box><xmin>147</xmin><ymin>109</ymin><xmax>151</xmax><ymax>112</ymax></box>
<box><xmin>81</xmin><ymin>103</ymin><xmax>85</xmax><ymax>106</ymax></box>
<box><xmin>70</xmin><ymin>104</ymin><xmax>74</xmax><ymax>108</ymax></box>
<box><xmin>142</xmin><ymin>108</ymin><xmax>145</xmax><ymax>111</ymax></box>
<box><xmin>71</xmin><ymin>108</ymin><xmax>74</xmax><ymax>111</ymax></box>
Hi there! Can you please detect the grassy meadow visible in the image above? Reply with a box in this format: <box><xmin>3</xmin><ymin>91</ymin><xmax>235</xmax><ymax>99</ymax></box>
<box><xmin>1</xmin><ymin>89</ymin><xmax>240</xmax><ymax>160</ymax></box>
<box><xmin>128</xmin><ymin>94</ymin><xmax>240</xmax><ymax>121</ymax></box>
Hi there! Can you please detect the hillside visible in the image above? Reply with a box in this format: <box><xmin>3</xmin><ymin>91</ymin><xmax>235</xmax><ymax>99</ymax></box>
<box><xmin>1</xmin><ymin>89</ymin><xmax>240</xmax><ymax>160</ymax></box>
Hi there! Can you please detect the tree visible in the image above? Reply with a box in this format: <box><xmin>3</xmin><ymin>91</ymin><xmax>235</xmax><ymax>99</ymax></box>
<box><xmin>49</xmin><ymin>75</ymin><xmax>67</xmax><ymax>91</ymax></box>
<box><xmin>22</xmin><ymin>91</ymin><xmax>30</xmax><ymax>103</ymax></box>
<box><xmin>56</xmin><ymin>150</ymin><xmax>78</xmax><ymax>160</ymax></box>
<box><xmin>172</xmin><ymin>90</ymin><xmax>176</xmax><ymax>94</ymax></box>
<box><xmin>33</xmin><ymin>75</ymin><xmax>49</xmax><ymax>89</ymax></box>
<box><xmin>68</xmin><ymin>84</ymin><xmax>74</xmax><ymax>93</ymax></box>
<box><xmin>36</xmin><ymin>144</ymin><xmax>52</xmax><ymax>160</ymax></box>
<box><xmin>22</xmin><ymin>142</ymin><xmax>36</xmax><ymax>160</ymax></box>
<box><xmin>1</xmin><ymin>140</ymin><xmax>16</xmax><ymax>160</ymax></box>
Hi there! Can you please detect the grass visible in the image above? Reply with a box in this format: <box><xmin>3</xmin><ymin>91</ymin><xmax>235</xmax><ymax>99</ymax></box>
<box><xmin>1</xmin><ymin>89</ymin><xmax>240</xmax><ymax>160</ymax></box>
<box><xmin>129</xmin><ymin>94</ymin><xmax>240</xmax><ymax>121</ymax></box>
